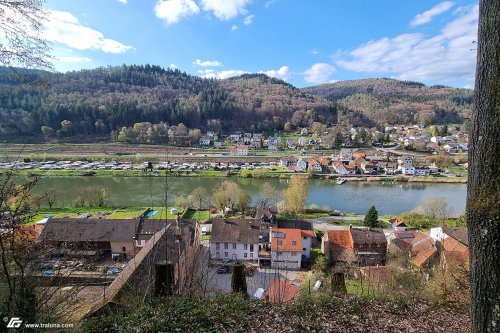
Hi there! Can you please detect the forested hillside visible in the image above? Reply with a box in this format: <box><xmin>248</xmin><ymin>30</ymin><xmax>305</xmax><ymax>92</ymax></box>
<box><xmin>302</xmin><ymin>78</ymin><xmax>473</xmax><ymax>127</ymax></box>
<box><xmin>0</xmin><ymin>67</ymin><xmax>473</xmax><ymax>142</ymax></box>
<box><xmin>0</xmin><ymin>66</ymin><xmax>335</xmax><ymax>141</ymax></box>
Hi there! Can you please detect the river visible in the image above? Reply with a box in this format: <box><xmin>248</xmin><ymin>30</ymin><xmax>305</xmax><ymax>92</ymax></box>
<box><xmin>22</xmin><ymin>176</ymin><xmax>467</xmax><ymax>216</ymax></box>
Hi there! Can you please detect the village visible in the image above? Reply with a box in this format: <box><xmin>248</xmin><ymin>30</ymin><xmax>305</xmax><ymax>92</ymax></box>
<box><xmin>10</xmin><ymin>187</ymin><xmax>468</xmax><ymax>324</ymax></box>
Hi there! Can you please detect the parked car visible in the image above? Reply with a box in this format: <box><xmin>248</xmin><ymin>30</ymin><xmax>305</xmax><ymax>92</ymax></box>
<box><xmin>216</xmin><ymin>265</ymin><xmax>231</xmax><ymax>274</ymax></box>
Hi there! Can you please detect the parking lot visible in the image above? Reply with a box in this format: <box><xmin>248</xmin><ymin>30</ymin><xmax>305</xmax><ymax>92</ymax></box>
<box><xmin>205</xmin><ymin>265</ymin><xmax>303</xmax><ymax>298</ymax></box>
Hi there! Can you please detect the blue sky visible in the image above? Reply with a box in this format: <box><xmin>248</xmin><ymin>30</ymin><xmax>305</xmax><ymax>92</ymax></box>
<box><xmin>45</xmin><ymin>0</ymin><xmax>478</xmax><ymax>88</ymax></box>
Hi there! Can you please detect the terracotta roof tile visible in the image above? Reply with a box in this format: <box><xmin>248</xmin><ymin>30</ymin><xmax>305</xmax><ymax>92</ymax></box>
<box><xmin>272</xmin><ymin>228</ymin><xmax>303</xmax><ymax>252</ymax></box>
<box><xmin>264</xmin><ymin>278</ymin><xmax>301</xmax><ymax>303</ymax></box>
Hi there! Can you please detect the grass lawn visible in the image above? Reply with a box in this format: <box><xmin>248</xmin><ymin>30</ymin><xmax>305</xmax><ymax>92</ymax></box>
<box><xmin>183</xmin><ymin>210</ymin><xmax>211</xmax><ymax>222</ymax></box>
<box><xmin>346</xmin><ymin>279</ymin><xmax>385</xmax><ymax>299</ymax></box>
<box><xmin>108</xmin><ymin>208</ymin><xmax>145</xmax><ymax>219</ymax></box>
<box><xmin>148</xmin><ymin>207</ymin><xmax>182</xmax><ymax>219</ymax></box>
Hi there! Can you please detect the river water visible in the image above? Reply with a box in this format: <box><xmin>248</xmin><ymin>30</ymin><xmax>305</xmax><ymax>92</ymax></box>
<box><xmin>24</xmin><ymin>176</ymin><xmax>467</xmax><ymax>216</ymax></box>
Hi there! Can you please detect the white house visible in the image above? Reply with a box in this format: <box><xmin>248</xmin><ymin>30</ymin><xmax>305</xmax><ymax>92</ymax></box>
<box><xmin>308</xmin><ymin>158</ymin><xmax>323</xmax><ymax>173</ymax></box>
<box><xmin>230</xmin><ymin>145</ymin><xmax>249</xmax><ymax>156</ymax></box>
<box><xmin>298</xmin><ymin>137</ymin><xmax>306</xmax><ymax>146</ymax></box>
<box><xmin>209</xmin><ymin>219</ymin><xmax>260</xmax><ymax>262</ymax></box>
<box><xmin>400</xmin><ymin>165</ymin><xmax>415</xmax><ymax>175</ymax></box>
<box><xmin>270</xmin><ymin>228</ymin><xmax>314</xmax><ymax>270</ymax></box>
<box><xmin>414</xmin><ymin>167</ymin><xmax>431</xmax><ymax>176</ymax></box>
<box><xmin>279</xmin><ymin>156</ymin><xmax>297</xmax><ymax>167</ymax></box>
<box><xmin>332</xmin><ymin>162</ymin><xmax>348</xmax><ymax>175</ymax></box>
<box><xmin>296</xmin><ymin>158</ymin><xmax>307</xmax><ymax>172</ymax></box>
<box><xmin>199</xmin><ymin>137</ymin><xmax>211</xmax><ymax>146</ymax></box>
<box><xmin>206</xmin><ymin>131</ymin><xmax>215</xmax><ymax>138</ymax></box>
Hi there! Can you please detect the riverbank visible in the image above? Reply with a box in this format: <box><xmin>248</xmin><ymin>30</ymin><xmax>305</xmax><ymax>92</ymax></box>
<box><xmin>2</xmin><ymin>169</ymin><xmax>468</xmax><ymax>183</ymax></box>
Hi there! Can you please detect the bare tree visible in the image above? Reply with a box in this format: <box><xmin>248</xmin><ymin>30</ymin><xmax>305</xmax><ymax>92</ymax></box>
<box><xmin>257</xmin><ymin>182</ymin><xmax>279</xmax><ymax>208</ymax></box>
<box><xmin>416</xmin><ymin>197</ymin><xmax>452</xmax><ymax>220</ymax></box>
<box><xmin>467</xmin><ymin>1</ymin><xmax>500</xmax><ymax>332</ymax></box>
<box><xmin>190</xmin><ymin>187</ymin><xmax>207</xmax><ymax>210</ymax></box>
<box><xmin>0</xmin><ymin>0</ymin><xmax>53</xmax><ymax>70</ymax></box>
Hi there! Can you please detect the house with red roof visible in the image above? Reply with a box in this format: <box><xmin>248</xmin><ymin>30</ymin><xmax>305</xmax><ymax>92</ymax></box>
<box><xmin>308</xmin><ymin>157</ymin><xmax>323</xmax><ymax>173</ymax></box>
<box><xmin>430</xmin><ymin>227</ymin><xmax>469</xmax><ymax>266</ymax></box>
<box><xmin>388</xmin><ymin>217</ymin><xmax>408</xmax><ymax>231</ymax></box>
<box><xmin>388</xmin><ymin>230</ymin><xmax>438</xmax><ymax>269</ymax></box>
<box><xmin>270</xmin><ymin>228</ymin><xmax>314</xmax><ymax>270</ymax></box>
<box><xmin>322</xmin><ymin>227</ymin><xmax>387</xmax><ymax>266</ymax></box>
<box><xmin>264</xmin><ymin>277</ymin><xmax>301</xmax><ymax>303</ymax></box>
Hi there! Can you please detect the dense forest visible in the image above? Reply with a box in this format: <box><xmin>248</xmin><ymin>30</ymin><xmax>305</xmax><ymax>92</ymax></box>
<box><xmin>0</xmin><ymin>66</ymin><xmax>472</xmax><ymax>142</ymax></box>
<box><xmin>302</xmin><ymin>78</ymin><xmax>473</xmax><ymax>127</ymax></box>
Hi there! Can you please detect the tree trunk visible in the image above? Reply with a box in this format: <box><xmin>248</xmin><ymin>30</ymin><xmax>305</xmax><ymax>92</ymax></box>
<box><xmin>331</xmin><ymin>272</ymin><xmax>347</xmax><ymax>295</ymax></box>
<box><xmin>467</xmin><ymin>1</ymin><xmax>500</xmax><ymax>332</ymax></box>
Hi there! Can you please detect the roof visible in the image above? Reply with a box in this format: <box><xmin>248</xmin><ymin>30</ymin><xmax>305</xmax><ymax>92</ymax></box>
<box><xmin>442</xmin><ymin>227</ymin><xmax>469</xmax><ymax>246</ymax></box>
<box><xmin>442</xmin><ymin>235</ymin><xmax>468</xmax><ymax>253</ymax></box>
<box><xmin>40</xmin><ymin>218</ymin><xmax>138</xmax><ymax>243</ymax></box>
<box><xmin>272</xmin><ymin>228</ymin><xmax>303</xmax><ymax>252</ymax></box>
<box><xmin>277</xmin><ymin>220</ymin><xmax>312</xmax><ymax>230</ymax></box>
<box><xmin>411</xmin><ymin>246</ymin><xmax>438</xmax><ymax>268</ymax></box>
<box><xmin>389</xmin><ymin>218</ymin><xmax>407</xmax><ymax>227</ymax></box>
<box><xmin>264</xmin><ymin>278</ymin><xmax>301</xmax><ymax>303</ymax></box>
<box><xmin>350</xmin><ymin>228</ymin><xmax>387</xmax><ymax>245</ymax></box>
<box><xmin>301</xmin><ymin>230</ymin><xmax>315</xmax><ymax>238</ymax></box>
<box><xmin>325</xmin><ymin>230</ymin><xmax>356</xmax><ymax>262</ymax></box>
<box><xmin>327</xmin><ymin>230</ymin><xmax>353</xmax><ymax>248</ymax></box>
<box><xmin>209</xmin><ymin>219</ymin><xmax>260</xmax><ymax>244</ymax></box>
<box><xmin>255</xmin><ymin>208</ymin><xmax>276</xmax><ymax>221</ymax></box>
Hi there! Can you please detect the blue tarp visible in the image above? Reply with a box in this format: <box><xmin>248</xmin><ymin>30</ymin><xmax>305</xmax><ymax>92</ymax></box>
<box><xmin>145</xmin><ymin>210</ymin><xmax>158</xmax><ymax>218</ymax></box>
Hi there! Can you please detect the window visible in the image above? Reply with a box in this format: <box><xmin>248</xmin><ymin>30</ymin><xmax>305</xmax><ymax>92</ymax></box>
<box><xmin>250</xmin><ymin>253</ymin><xmax>253</xmax><ymax>258</ymax></box>
<box><xmin>224</xmin><ymin>252</ymin><xmax>228</xmax><ymax>257</ymax></box>
<box><xmin>244</xmin><ymin>244</ymin><xmax>248</xmax><ymax>250</ymax></box>
<box><xmin>233</xmin><ymin>243</ymin><xmax>237</xmax><ymax>249</ymax></box>
<box><xmin>277</xmin><ymin>252</ymin><xmax>282</xmax><ymax>256</ymax></box>
<box><xmin>278</xmin><ymin>240</ymin><xmax>283</xmax><ymax>245</ymax></box>
<box><xmin>292</xmin><ymin>241</ymin><xmax>297</xmax><ymax>246</ymax></box>
<box><xmin>302</xmin><ymin>248</ymin><xmax>306</xmax><ymax>251</ymax></box>
<box><xmin>216</xmin><ymin>251</ymin><xmax>220</xmax><ymax>258</ymax></box>
<box><xmin>224</xmin><ymin>243</ymin><xmax>228</xmax><ymax>249</ymax></box>
<box><xmin>250</xmin><ymin>244</ymin><xmax>254</xmax><ymax>251</ymax></box>
<box><xmin>244</xmin><ymin>253</ymin><xmax>247</xmax><ymax>258</ymax></box>
<box><xmin>291</xmin><ymin>252</ymin><xmax>297</xmax><ymax>256</ymax></box>
<box><xmin>216</xmin><ymin>243</ymin><xmax>220</xmax><ymax>250</ymax></box>
<box><xmin>303</xmin><ymin>237</ymin><xmax>307</xmax><ymax>240</ymax></box>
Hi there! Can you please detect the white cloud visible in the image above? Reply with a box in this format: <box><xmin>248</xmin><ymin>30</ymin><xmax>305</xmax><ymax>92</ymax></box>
<box><xmin>57</xmin><ymin>56</ymin><xmax>92</xmax><ymax>63</ymax></box>
<box><xmin>154</xmin><ymin>0</ymin><xmax>200</xmax><ymax>25</ymax></box>
<box><xmin>201</xmin><ymin>69</ymin><xmax>248</xmax><ymax>79</ymax></box>
<box><xmin>264</xmin><ymin>0</ymin><xmax>276</xmax><ymax>8</ymax></box>
<box><xmin>336</xmin><ymin>4</ymin><xmax>478</xmax><ymax>84</ymax></box>
<box><xmin>117</xmin><ymin>0</ymin><xmax>128</xmax><ymax>4</ymax></box>
<box><xmin>304</xmin><ymin>63</ymin><xmax>336</xmax><ymax>83</ymax></box>
<box><xmin>200</xmin><ymin>66</ymin><xmax>291</xmax><ymax>80</ymax></box>
<box><xmin>231</xmin><ymin>25</ymin><xmax>238</xmax><ymax>32</ymax></box>
<box><xmin>44</xmin><ymin>10</ymin><xmax>133</xmax><ymax>53</ymax></box>
<box><xmin>411</xmin><ymin>1</ymin><xmax>454</xmax><ymax>27</ymax></box>
<box><xmin>243</xmin><ymin>14</ymin><xmax>254</xmax><ymax>25</ymax></box>
<box><xmin>200</xmin><ymin>0</ymin><xmax>251</xmax><ymax>20</ymax></box>
<box><xmin>169</xmin><ymin>63</ymin><xmax>177</xmax><ymax>68</ymax></box>
<box><xmin>193</xmin><ymin>59</ymin><xmax>223</xmax><ymax>67</ymax></box>
<box><xmin>310</xmin><ymin>48</ymin><xmax>319</xmax><ymax>55</ymax></box>
<box><xmin>261</xmin><ymin>66</ymin><xmax>291</xmax><ymax>80</ymax></box>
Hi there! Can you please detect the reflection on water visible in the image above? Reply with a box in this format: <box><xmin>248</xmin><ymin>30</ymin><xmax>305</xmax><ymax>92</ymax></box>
<box><xmin>19</xmin><ymin>176</ymin><xmax>466</xmax><ymax>216</ymax></box>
